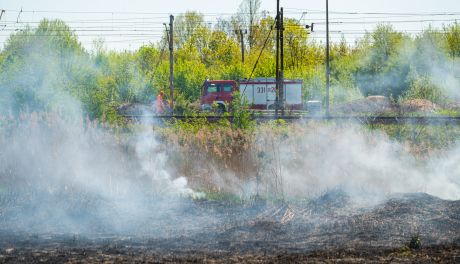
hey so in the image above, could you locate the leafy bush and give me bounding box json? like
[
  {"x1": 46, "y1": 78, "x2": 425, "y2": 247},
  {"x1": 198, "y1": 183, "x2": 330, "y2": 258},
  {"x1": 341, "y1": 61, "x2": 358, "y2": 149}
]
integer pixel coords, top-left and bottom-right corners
[
  {"x1": 230, "y1": 92, "x2": 255, "y2": 130},
  {"x1": 408, "y1": 234, "x2": 422, "y2": 250},
  {"x1": 402, "y1": 73, "x2": 448, "y2": 105}
]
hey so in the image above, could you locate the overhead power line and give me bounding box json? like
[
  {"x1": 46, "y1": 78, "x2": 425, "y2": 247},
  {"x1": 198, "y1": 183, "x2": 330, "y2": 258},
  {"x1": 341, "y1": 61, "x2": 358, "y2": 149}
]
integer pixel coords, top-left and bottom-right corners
[
  {"x1": 314, "y1": 18, "x2": 460, "y2": 25},
  {"x1": 8, "y1": 8, "x2": 460, "y2": 17},
  {"x1": 2, "y1": 17, "x2": 458, "y2": 33},
  {"x1": 242, "y1": 20, "x2": 276, "y2": 95},
  {"x1": 2, "y1": 7, "x2": 460, "y2": 51},
  {"x1": 284, "y1": 8, "x2": 460, "y2": 16},
  {"x1": 3, "y1": 9, "x2": 277, "y2": 16}
]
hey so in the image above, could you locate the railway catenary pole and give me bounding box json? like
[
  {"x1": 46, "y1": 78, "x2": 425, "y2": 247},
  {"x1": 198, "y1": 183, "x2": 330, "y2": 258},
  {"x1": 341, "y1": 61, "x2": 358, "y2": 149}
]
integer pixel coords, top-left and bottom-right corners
[
  {"x1": 169, "y1": 15, "x2": 174, "y2": 112},
  {"x1": 275, "y1": 0, "x2": 280, "y2": 117},
  {"x1": 280, "y1": 7, "x2": 285, "y2": 116},
  {"x1": 325, "y1": 0, "x2": 330, "y2": 117},
  {"x1": 237, "y1": 29, "x2": 246, "y2": 64}
]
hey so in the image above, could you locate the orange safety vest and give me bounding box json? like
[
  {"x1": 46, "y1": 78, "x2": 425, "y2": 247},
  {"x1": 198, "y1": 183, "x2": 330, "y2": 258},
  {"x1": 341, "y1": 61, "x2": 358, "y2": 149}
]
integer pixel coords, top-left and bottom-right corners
[{"x1": 156, "y1": 94, "x2": 164, "y2": 114}]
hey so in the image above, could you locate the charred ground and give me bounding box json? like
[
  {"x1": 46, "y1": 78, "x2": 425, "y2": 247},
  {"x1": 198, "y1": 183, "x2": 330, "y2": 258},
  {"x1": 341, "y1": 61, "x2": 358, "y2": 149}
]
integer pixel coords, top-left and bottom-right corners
[{"x1": 1, "y1": 192, "x2": 459, "y2": 263}]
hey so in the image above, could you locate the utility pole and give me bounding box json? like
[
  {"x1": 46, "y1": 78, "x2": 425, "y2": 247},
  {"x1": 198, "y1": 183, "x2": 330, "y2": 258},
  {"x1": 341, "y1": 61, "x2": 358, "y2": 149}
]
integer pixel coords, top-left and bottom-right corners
[
  {"x1": 275, "y1": 0, "x2": 280, "y2": 117},
  {"x1": 169, "y1": 15, "x2": 174, "y2": 112},
  {"x1": 236, "y1": 29, "x2": 247, "y2": 64},
  {"x1": 325, "y1": 0, "x2": 330, "y2": 117},
  {"x1": 280, "y1": 7, "x2": 285, "y2": 116}
]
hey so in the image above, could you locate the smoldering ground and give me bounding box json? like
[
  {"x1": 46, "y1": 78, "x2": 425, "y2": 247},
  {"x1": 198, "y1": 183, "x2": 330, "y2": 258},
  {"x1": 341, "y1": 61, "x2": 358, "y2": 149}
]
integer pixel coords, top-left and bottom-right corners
[{"x1": 1, "y1": 116, "x2": 460, "y2": 261}]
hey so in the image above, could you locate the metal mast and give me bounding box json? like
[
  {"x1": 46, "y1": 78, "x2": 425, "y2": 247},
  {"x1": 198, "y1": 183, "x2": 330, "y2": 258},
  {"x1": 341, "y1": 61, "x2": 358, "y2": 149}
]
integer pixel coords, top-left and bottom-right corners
[
  {"x1": 169, "y1": 15, "x2": 174, "y2": 112},
  {"x1": 325, "y1": 0, "x2": 330, "y2": 117}
]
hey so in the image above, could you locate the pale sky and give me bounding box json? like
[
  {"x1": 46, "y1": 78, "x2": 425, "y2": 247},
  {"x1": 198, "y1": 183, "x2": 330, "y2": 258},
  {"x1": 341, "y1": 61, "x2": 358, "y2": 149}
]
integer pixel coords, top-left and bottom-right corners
[{"x1": 1, "y1": 0, "x2": 460, "y2": 51}]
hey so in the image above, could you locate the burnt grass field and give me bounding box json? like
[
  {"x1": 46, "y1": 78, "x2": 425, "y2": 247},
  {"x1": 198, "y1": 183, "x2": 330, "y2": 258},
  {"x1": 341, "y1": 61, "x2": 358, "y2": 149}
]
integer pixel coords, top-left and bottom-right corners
[
  {"x1": 0, "y1": 192, "x2": 459, "y2": 263},
  {"x1": 1, "y1": 116, "x2": 460, "y2": 263}
]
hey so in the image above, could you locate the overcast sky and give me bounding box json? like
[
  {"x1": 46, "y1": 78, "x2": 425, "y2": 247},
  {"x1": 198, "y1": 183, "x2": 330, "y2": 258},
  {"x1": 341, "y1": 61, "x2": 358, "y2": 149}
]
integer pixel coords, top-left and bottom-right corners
[{"x1": 1, "y1": 0, "x2": 460, "y2": 50}]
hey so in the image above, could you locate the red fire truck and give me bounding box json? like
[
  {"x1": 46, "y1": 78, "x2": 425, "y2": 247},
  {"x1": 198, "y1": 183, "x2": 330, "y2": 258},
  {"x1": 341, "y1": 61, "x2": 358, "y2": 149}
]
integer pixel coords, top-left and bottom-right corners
[{"x1": 200, "y1": 78, "x2": 303, "y2": 111}]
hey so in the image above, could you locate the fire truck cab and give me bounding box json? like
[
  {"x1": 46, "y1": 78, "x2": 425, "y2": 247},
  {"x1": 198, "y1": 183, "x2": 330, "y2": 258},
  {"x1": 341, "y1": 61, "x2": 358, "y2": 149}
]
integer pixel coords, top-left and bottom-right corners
[{"x1": 200, "y1": 80, "x2": 237, "y2": 112}]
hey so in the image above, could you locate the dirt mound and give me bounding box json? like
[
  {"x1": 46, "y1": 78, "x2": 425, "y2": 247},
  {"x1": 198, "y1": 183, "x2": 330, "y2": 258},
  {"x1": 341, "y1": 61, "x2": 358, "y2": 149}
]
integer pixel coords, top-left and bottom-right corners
[
  {"x1": 333, "y1": 97, "x2": 442, "y2": 114},
  {"x1": 333, "y1": 96, "x2": 395, "y2": 114},
  {"x1": 445, "y1": 101, "x2": 460, "y2": 111},
  {"x1": 400, "y1": 99, "x2": 438, "y2": 113}
]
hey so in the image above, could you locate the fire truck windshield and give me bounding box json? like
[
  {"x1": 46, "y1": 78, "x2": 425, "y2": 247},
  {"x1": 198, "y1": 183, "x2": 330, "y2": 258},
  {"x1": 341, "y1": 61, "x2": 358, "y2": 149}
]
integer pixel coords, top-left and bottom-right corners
[
  {"x1": 207, "y1": 84, "x2": 218, "y2": 93},
  {"x1": 222, "y1": 84, "x2": 233, "y2": 92}
]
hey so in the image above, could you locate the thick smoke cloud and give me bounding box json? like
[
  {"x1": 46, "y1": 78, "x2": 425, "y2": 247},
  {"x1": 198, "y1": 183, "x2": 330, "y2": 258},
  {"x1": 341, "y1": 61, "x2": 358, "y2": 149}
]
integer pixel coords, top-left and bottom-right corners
[
  {"x1": 403, "y1": 32, "x2": 460, "y2": 101},
  {"x1": 352, "y1": 26, "x2": 460, "y2": 103},
  {"x1": 0, "y1": 114, "x2": 197, "y2": 234},
  {"x1": 0, "y1": 24, "x2": 199, "y2": 234},
  {"x1": 273, "y1": 125, "x2": 460, "y2": 202}
]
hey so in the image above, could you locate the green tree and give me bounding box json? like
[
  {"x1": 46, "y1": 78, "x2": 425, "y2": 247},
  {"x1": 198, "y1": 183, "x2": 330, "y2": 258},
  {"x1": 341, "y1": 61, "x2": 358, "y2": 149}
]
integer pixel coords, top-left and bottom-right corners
[
  {"x1": 174, "y1": 11, "x2": 205, "y2": 50},
  {"x1": 355, "y1": 24, "x2": 410, "y2": 98},
  {"x1": 236, "y1": 0, "x2": 262, "y2": 50},
  {"x1": 0, "y1": 19, "x2": 91, "y2": 115},
  {"x1": 444, "y1": 22, "x2": 460, "y2": 59},
  {"x1": 403, "y1": 69, "x2": 447, "y2": 105}
]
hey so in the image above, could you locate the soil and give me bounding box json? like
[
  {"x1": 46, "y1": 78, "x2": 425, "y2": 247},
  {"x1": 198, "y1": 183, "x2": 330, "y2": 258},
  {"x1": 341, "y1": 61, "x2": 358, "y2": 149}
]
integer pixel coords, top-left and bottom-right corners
[
  {"x1": 0, "y1": 193, "x2": 459, "y2": 263},
  {"x1": 0, "y1": 245, "x2": 458, "y2": 263},
  {"x1": 446, "y1": 101, "x2": 460, "y2": 111}
]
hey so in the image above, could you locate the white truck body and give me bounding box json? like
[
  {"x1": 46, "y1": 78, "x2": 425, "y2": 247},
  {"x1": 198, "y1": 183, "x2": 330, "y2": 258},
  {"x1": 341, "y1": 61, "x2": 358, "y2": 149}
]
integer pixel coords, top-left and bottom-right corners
[{"x1": 239, "y1": 78, "x2": 303, "y2": 110}]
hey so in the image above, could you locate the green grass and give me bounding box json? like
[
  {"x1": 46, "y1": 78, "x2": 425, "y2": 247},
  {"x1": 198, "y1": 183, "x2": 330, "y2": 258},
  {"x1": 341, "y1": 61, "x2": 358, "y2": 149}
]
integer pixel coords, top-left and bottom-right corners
[{"x1": 196, "y1": 190, "x2": 244, "y2": 203}]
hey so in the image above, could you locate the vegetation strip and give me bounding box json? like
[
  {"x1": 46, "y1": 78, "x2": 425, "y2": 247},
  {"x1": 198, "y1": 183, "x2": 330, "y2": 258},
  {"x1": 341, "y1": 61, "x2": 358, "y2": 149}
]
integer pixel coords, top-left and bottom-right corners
[{"x1": 124, "y1": 115, "x2": 460, "y2": 125}]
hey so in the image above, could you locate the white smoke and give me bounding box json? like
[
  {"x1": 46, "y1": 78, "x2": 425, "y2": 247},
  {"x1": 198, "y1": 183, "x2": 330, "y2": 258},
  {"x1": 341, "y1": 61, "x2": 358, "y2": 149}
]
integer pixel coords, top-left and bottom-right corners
[
  {"x1": 267, "y1": 124, "x2": 460, "y2": 202},
  {"x1": 0, "y1": 113, "x2": 200, "y2": 234},
  {"x1": 134, "y1": 126, "x2": 196, "y2": 197}
]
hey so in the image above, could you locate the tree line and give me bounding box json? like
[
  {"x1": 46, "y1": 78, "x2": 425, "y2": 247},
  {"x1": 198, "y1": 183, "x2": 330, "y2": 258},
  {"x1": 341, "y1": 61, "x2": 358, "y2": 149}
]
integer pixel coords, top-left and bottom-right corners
[{"x1": 1, "y1": 0, "x2": 459, "y2": 122}]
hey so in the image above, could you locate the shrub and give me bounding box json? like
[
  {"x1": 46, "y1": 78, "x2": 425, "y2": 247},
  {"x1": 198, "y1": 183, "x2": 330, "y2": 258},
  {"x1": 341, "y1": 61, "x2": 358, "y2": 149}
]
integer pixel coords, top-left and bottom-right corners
[
  {"x1": 402, "y1": 74, "x2": 447, "y2": 105},
  {"x1": 230, "y1": 92, "x2": 255, "y2": 130},
  {"x1": 408, "y1": 234, "x2": 422, "y2": 250}
]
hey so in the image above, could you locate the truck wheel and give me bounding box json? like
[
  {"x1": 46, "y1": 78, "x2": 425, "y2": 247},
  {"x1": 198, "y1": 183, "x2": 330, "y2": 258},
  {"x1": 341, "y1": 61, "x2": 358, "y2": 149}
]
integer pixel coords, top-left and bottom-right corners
[{"x1": 216, "y1": 104, "x2": 226, "y2": 114}]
